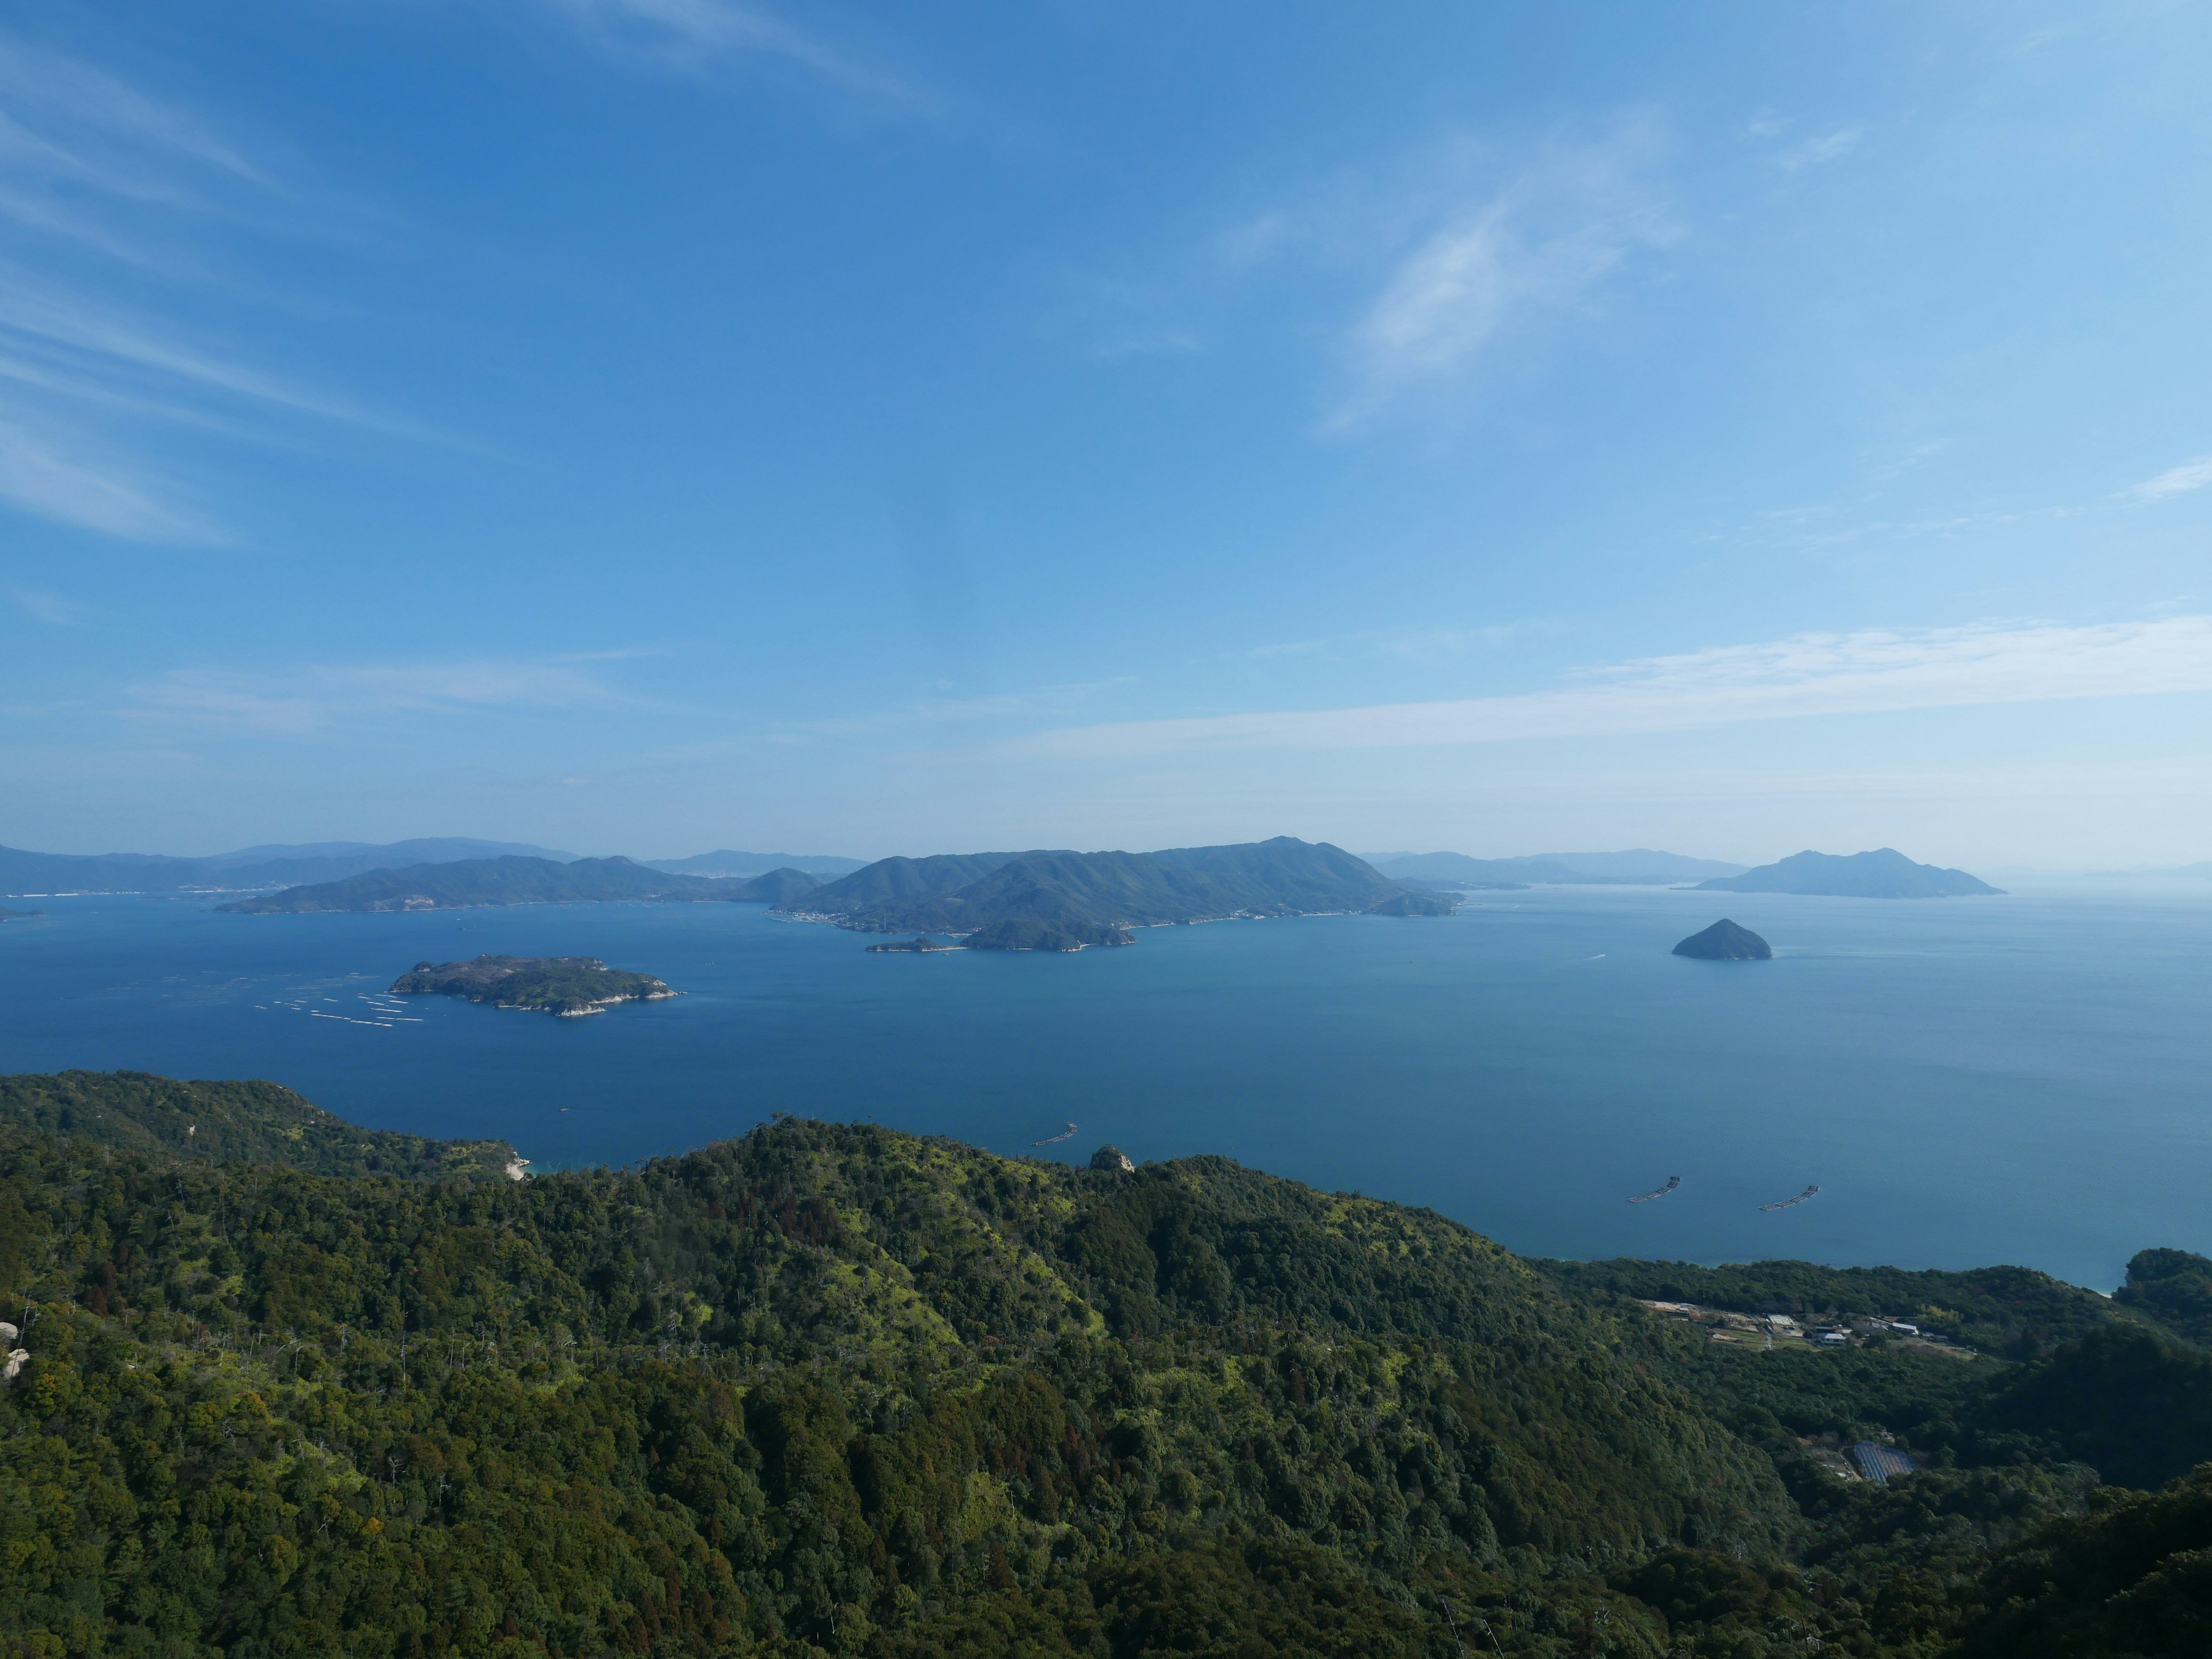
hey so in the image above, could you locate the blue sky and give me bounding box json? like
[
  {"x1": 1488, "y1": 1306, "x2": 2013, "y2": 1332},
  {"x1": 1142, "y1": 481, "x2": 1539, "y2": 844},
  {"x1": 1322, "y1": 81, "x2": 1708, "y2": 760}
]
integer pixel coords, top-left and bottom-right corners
[{"x1": 2, "y1": 1, "x2": 2209, "y2": 866}]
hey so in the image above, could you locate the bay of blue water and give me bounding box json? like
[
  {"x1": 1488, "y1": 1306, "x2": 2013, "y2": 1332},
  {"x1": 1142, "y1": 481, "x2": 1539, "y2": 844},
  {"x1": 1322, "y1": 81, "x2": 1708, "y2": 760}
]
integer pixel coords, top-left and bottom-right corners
[{"x1": 2, "y1": 884, "x2": 2206, "y2": 1290}]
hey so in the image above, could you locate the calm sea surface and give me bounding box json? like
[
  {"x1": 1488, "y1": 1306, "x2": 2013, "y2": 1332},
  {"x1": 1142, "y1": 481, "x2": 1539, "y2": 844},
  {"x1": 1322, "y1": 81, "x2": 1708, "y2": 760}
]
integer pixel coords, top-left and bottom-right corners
[{"x1": 2, "y1": 882, "x2": 2206, "y2": 1290}]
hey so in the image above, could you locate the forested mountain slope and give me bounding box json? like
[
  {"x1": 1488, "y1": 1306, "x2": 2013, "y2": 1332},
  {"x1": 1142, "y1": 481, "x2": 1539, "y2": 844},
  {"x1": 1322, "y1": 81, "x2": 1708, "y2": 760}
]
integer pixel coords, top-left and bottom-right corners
[
  {"x1": 2, "y1": 1073, "x2": 2209, "y2": 1656},
  {"x1": 780, "y1": 838, "x2": 1403, "y2": 938},
  {"x1": 0, "y1": 1070, "x2": 517, "y2": 1181}
]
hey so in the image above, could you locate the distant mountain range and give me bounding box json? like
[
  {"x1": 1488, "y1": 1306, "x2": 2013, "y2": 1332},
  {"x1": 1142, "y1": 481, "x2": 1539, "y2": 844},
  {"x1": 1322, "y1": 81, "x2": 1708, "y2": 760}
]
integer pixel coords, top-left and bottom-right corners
[
  {"x1": 781, "y1": 837, "x2": 1418, "y2": 943},
  {"x1": 1696, "y1": 848, "x2": 2003, "y2": 898},
  {"x1": 217, "y1": 857, "x2": 819, "y2": 914},
  {"x1": 1363, "y1": 849, "x2": 1747, "y2": 887},
  {"x1": 0, "y1": 838, "x2": 863, "y2": 896},
  {"x1": 0, "y1": 838, "x2": 577, "y2": 895},
  {"x1": 643, "y1": 850, "x2": 869, "y2": 877}
]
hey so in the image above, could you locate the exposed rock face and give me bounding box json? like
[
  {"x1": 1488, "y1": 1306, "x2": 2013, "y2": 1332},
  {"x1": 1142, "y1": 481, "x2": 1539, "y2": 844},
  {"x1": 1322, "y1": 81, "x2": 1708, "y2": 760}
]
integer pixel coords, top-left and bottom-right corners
[
  {"x1": 1673, "y1": 919, "x2": 1772, "y2": 961},
  {"x1": 1089, "y1": 1145, "x2": 1135, "y2": 1173},
  {"x1": 2, "y1": 1349, "x2": 27, "y2": 1385}
]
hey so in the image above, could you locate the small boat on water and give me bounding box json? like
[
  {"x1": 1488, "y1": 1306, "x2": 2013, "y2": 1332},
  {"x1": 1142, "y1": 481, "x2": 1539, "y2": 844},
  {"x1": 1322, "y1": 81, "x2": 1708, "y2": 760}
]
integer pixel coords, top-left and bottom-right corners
[
  {"x1": 1628, "y1": 1176, "x2": 1681, "y2": 1204},
  {"x1": 1033, "y1": 1122, "x2": 1078, "y2": 1146},
  {"x1": 1759, "y1": 1184, "x2": 1820, "y2": 1212}
]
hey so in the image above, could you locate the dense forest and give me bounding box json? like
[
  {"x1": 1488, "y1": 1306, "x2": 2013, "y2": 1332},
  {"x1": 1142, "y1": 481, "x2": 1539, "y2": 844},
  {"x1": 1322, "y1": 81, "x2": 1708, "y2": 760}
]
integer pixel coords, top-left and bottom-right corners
[{"x1": 2, "y1": 1070, "x2": 2209, "y2": 1657}]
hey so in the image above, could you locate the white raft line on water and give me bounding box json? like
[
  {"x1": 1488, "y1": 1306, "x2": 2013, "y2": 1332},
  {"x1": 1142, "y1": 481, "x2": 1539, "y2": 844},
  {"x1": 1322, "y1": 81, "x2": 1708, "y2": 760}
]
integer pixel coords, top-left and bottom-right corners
[{"x1": 1758, "y1": 1184, "x2": 1821, "y2": 1212}]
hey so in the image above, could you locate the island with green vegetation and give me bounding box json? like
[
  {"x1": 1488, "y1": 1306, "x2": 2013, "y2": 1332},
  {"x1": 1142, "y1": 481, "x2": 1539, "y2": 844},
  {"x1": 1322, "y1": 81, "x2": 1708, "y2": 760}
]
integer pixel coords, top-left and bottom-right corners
[
  {"x1": 1673, "y1": 918, "x2": 1772, "y2": 960},
  {"x1": 4, "y1": 1066, "x2": 2210, "y2": 1657},
  {"x1": 863, "y1": 935, "x2": 963, "y2": 953},
  {"x1": 218, "y1": 854, "x2": 817, "y2": 914},
  {"x1": 1698, "y1": 847, "x2": 2004, "y2": 898},
  {"x1": 1365, "y1": 889, "x2": 1459, "y2": 916},
  {"x1": 0, "y1": 905, "x2": 39, "y2": 921},
  {"x1": 389, "y1": 954, "x2": 678, "y2": 1016},
  {"x1": 780, "y1": 836, "x2": 1448, "y2": 947}
]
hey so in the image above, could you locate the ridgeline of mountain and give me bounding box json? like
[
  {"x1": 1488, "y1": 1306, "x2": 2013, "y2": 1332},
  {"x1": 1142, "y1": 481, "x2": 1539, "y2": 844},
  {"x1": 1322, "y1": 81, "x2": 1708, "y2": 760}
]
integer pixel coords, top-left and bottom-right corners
[
  {"x1": 779, "y1": 837, "x2": 1409, "y2": 938},
  {"x1": 4, "y1": 1071, "x2": 2211, "y2": 1656},
  {"x1": 1697, "y1": 847, "x2": 2004, "y2": 898},
  {"x1": 215, "y1": 855, "x2": 813, "y2": 914},
  {"x1": 643, "y1": 850, "x2": 869, "y2": 877},
  {"x1": 1672, "y1": 918, "x2": 1772, "y2": 960},
  {"x1": 0, "y1": 1069, "x2": 516, "y2": 1180},
  {"x1": 0, "y1": 836, "x2": 577, "y2": 896},
  {"x1": 788, "y1": 851, "x2": 1024, "y2": 914},
  {"x1": 2112, "y1": 1248, "x2": 2212, "y2": 1347},
  {"x1": 1368, "y1": 848, "x2": 1747, "y2": 887},
  {"x1": 390, "y1": 955, "x2": 678, "y2": 1017}
]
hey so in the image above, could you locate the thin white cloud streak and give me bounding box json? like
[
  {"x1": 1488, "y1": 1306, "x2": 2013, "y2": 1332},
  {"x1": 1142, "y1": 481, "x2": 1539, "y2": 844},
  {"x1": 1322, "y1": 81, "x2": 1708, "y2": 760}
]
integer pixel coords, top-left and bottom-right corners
[
  {"x1": 123, "y1": 657, "x2": 650, "y2": 734},
  {"x1": 540, "y1": 0, "x2": 934, "y2": 112},
  {"x1": 0, "y1": 265, "x2": 392, "y2": 428},
  {"x1": 2125, "y1": 453, "x2": 2212, "y2": 501},
  {"x1": 1330, "y1": 123, "x2": 1679, "y2": 428},
  {"x1": 783, "y1": 677, "x2": 1137, "y2": 740},
  {"x1": 0, "y1": 36, "x2": 422, "y2": 541},
  {"x1": 1775, "y1": 126, "x2": 1863, "y2": 171},
  {"x1": 0, "y1": 42, "x2": 260, "y2": 184},
  {"x1": 0, "y1": 418, "x2": 224, "y2": 541},
  {"x1": 12, "y1": 587, "x2": 89, "y2": 624},
  {"x1": 1003, "y1": 617, "x2": 2212, "y2": 760}
]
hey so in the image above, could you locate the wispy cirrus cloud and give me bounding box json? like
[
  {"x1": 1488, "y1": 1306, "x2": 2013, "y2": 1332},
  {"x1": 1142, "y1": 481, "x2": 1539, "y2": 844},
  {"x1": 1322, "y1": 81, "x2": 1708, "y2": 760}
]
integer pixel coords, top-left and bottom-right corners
[
  {"x1": 779, "y1": 676, "x2": 1135, "y2": 740},
  {"x1": 0, "y1": 35, "x2": 415, "y2": 543},
  {"x1": 535, "y1": 0, "x2": 935, "y2": 112},
  {"x1": 1004, "y1": 616, "x2": 2212, "y2": 760},
  {"x1": 123, "y1": 654, "x2": 653, "y2": 734},
  {"x1": 2124, "y1": 453, "x2": 2212, "y2": 501},
  {"x1": 12, "y1": 586, "x2": 90, "y2": 624},
  {"x1": 1059, "y1": 119, "x2": 1677, "y2": 422},
  {"x1": 1775, "y1": 126, "x2": 1863, "y2": 171},
  {"x1": 1328, "y1": 120, "x2": 1679, "y2": 429}
]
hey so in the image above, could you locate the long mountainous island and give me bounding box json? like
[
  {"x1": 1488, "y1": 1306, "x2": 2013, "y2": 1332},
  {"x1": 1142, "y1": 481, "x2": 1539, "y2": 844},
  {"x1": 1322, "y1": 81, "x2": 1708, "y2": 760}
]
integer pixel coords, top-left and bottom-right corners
[
  {"x1": 1697, "y1": 847, "x2": 2003, "y2": 898},
  {"x1": 217, "y1": 855, "x2": 817, "y2": 914},
  {"x1": 390, "y1": 954, "x2": 678, "y2": 1017},
  {"x1": 782, "y1": 835, "x2": 1451, "y2": 946}
]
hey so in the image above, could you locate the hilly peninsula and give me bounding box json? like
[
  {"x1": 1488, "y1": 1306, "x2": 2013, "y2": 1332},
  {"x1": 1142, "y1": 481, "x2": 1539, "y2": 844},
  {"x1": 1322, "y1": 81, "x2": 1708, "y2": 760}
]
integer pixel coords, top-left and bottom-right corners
[
  {"x1": 1698, "y1": 847, "x2": 2004, "y2": 898},
  {"x1": 390, "y1": 954, "x2": 677, "y2": 1016},
  {"x1": 7, "y1": 1068, "x2": 2212, "y2": 1658},
  {"x1": 0, "y1": 836, "x2": 575, "y2": 896},
  {"x1": 779, "y1": 836, "x2": 1426, "y2": 942},
  {"x1": 217, "y1": 855, "x2": 817, "y2": 914}
]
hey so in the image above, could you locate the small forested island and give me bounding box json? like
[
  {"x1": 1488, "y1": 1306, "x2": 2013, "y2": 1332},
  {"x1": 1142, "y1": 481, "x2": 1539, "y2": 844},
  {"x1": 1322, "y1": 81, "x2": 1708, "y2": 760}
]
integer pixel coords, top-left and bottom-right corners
[
  {"x1": 1365, "y1": 889, "x2": 1459, "y2": 916},
  {"x1": 5, "y1": 1066, "x2": 2212, "y2": 1656},
  {"x1": 862, "y1": 934, "x2": 963, "y2": 953},
  {"x1": 1673, "y1": 918, "x2": 1772, "y2": 960},
  {"x1": 1698, "y1": 846, "x2": 2003, "y2": 898},
  {"x1": 0, "y1": 905, "x2": 40, "y2": 921},
  {"x1": 389, "y1": 954, "x2": 677, "y2": 1016}
]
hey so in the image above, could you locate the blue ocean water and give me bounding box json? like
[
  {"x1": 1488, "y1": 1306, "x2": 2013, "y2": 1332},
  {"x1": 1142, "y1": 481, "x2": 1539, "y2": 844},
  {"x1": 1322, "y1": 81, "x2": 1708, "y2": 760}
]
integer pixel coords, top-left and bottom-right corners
[{"x1": 2, "y1": 884, "x2": 2206, "y2": 1290}]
